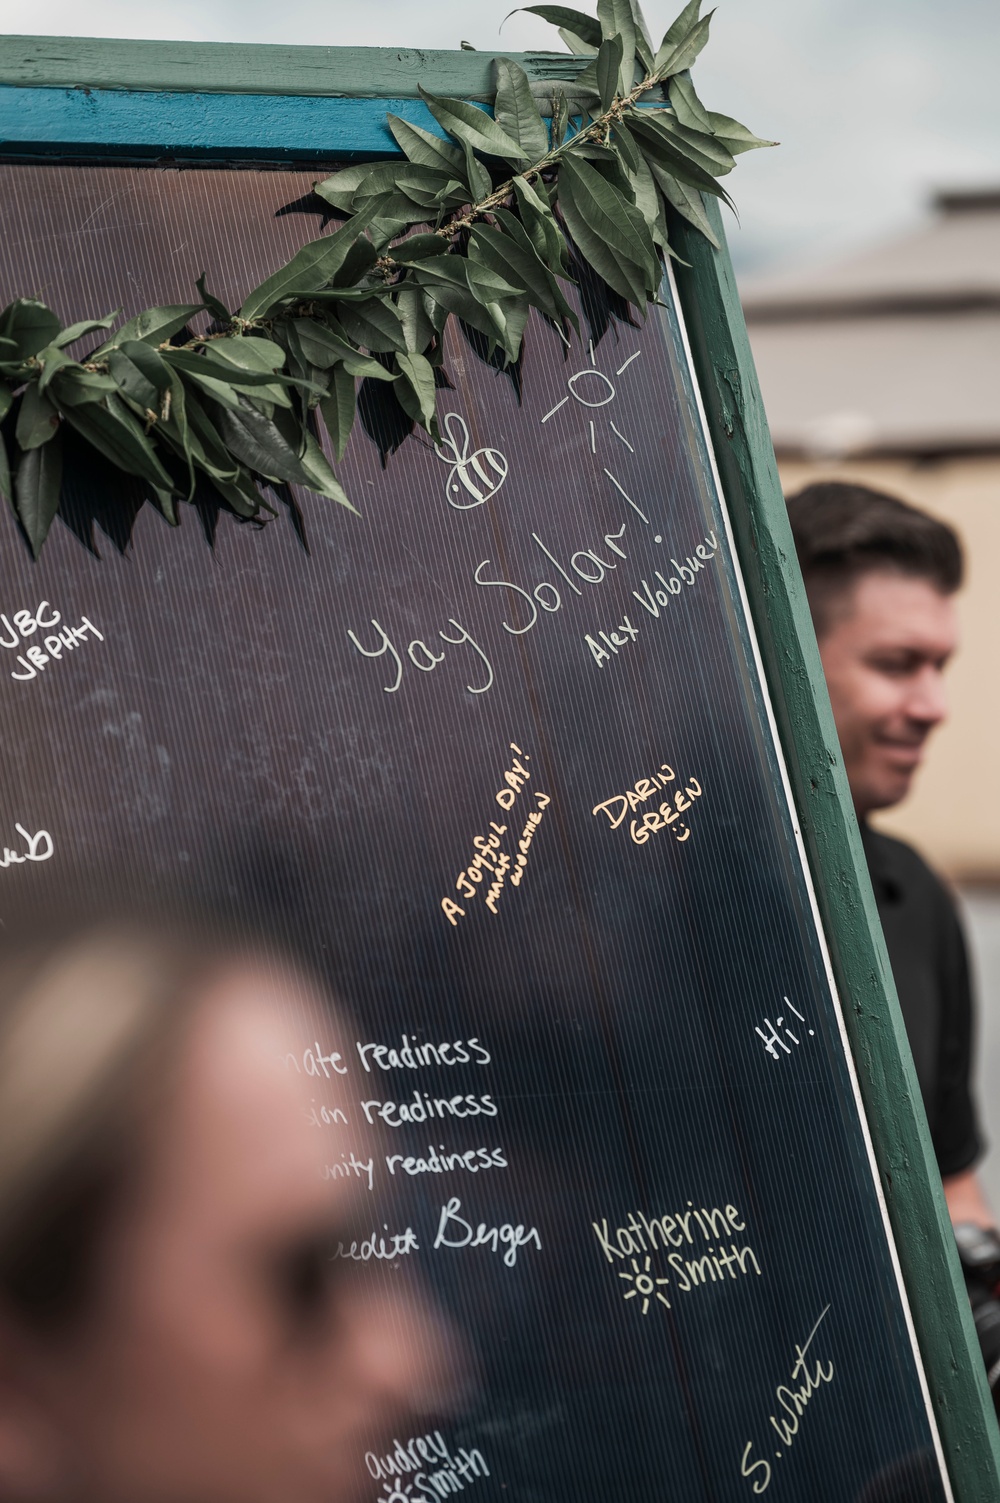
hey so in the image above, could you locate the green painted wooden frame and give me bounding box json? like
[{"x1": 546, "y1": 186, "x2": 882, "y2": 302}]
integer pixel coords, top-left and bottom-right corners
[
  {"x1": 2, "y1": 34, "x2": 998, "y2": 1497},
  {"x1": 672, "y1": 202, "x2": 1000, "y2": 1497}
]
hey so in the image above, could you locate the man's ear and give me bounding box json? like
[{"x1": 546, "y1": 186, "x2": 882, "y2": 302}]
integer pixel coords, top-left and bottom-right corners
[{"x1": 0, "y1": 1326, "x2": 74, "y2": 1501}]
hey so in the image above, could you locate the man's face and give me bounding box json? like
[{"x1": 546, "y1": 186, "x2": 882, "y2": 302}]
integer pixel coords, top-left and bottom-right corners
[{"x1": 816, "y1": 570, "x2": 958, "y2": 818}]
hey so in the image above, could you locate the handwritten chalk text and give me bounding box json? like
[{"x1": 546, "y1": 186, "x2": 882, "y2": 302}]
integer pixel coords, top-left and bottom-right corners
[
  {"x1": 8, "y1": 613, "x2": 104, "y2": 681},
  {"x1": 386, "y1": 1144, "x2": 508, "y2": 1178},
  {"x1": 740, "y1": 1307, "x2": 834, "y2": 1493},
  {"x1": 592, "y1": 762, "x2": 705, "y2": 846},
  {"x1": 433, "y1": 1197, "x2": 541, "y2": 1267},
  {"x1": 360, "y1": 1090, "x2": 497, "y2": 1128},
  {"x1": 356, "y1": 1034, "x2": 491, "y2": 1073},
  {"x1": 346, "y1": 617, "x2": 493, "y2": 697},
  {"x1": 0, "y1": 824, "x2": 53, "y2": 870}
]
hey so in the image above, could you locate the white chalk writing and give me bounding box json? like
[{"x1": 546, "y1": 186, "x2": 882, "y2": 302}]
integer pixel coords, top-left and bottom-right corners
[
  {"x1": 434, "y1": 412, "x2": 509, "y2": 508},
  {"x1": 433, "y1": 1197, "x2": 541, "y2": 1267},
  {"x1": 0, "y1": 824, "x2": 53, "y2": 869}
]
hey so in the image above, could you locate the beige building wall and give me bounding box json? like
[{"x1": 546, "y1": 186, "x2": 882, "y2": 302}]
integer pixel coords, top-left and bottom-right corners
[{"x1": 778, "y1": 455, "x2": 1000, "y2": 881}]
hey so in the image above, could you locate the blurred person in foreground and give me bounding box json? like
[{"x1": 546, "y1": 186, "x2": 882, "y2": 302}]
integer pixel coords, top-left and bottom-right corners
[
  {"x1": 0, "y1": 925, "x2": 452, "y2": 1502},
  {"x1": 788, "y1": 481, "x2": 1000, "y2": 1399}
]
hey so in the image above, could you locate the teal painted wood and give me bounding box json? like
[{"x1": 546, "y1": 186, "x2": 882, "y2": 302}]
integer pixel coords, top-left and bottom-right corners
[
  {"x1": 0, "y1": 86, "x2": 467, "y2": 160},
  {"x1": 669, "y1": 197, "x2": 1000, "y2": 1501},
  {"x1": 0, "y1": 35, "x2": 586, "y2": 97}
]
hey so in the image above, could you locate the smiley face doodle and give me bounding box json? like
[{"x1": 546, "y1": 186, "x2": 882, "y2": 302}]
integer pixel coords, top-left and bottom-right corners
[{"x1": 435, "y1": 413, "x2": 510, "y2": 509}]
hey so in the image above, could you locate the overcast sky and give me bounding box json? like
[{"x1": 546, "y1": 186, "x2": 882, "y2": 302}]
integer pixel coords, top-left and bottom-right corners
[{"x1": 3, "y1": 0, "x2": 998, "y2": 274}]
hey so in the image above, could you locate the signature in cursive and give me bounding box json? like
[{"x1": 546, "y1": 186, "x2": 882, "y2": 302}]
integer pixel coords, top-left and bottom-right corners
[
  {"x1": 0, "y1": 825, "x2": 54, "y2": 869},
  {"x1": 740, "y1": 1304, "x2": 834, "y2": 1493}
]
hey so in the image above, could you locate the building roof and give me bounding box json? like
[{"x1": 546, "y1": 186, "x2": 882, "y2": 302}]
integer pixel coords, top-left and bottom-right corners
[{"x1": 741, "y1": 189, "x2": 1000, "y2": 458}]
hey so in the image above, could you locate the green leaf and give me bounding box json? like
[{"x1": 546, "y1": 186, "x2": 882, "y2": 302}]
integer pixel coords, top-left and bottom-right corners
[
  {"x1": 0, "y1": 429, "x2": 10, "y2": 506},
  {"x1": 596, "y1": 34, "x2": 624, "y2": 112},
  {"x1": 706, "y1": 111, "x2": 777, "y2": 154},
  {"x1": 348, "y1": 162, "x2": 461, "y2": 213},
  {"x1": 313, "y1": 163, "x2": 377, "y2": 213},
  {"x1": 34, "y1": 345, "x2": 75, "y2": 395},
  {"x1": 597, "y1": 0, "x2": 636, "y2": 93},
  {"x1": 208, "y1": 468, "x2": 263, "y2": 518},
  {"x1": 336, "y1": 298, "x2": 408, "y2": 355},
  {"x1": 410, "y1": 268, "x2": 505, "y2": 345},
  {"x1": 622, "y1": 147, "x2": 670, "y2": 245},
  {"x1": 557, "y1": 151, "x2": 659, "y2": 304},
  {"x1": 654, "y1": 11, "x2": 713, "y2": 77},
  {"x1": 60, "y1": 395, "x2": 176, "y2": 492},
  {"x1": 0, "y1": 300, "x2": 62, "y2": 361},
  {"x1": 240, "y1": 200, "x2": 387, "y2": 322},
  {"x1": 119, "y1": 341, "x2": 173, "y2": 391},
  {"x1": 653, "y1": 170, "x2": 719, "y2": 246},
  {"x1": 53, "y1": 310, "x2": 121, "y2": 349},
  {"x1": 109, "y1": 349, "x2": 159, "y2": 415},
  {"x1": 163, "y1": 348, "x2": 309, "y2": 394},
  {"x1": 202, "y1": 336, "x2": 284, "y2": 370},
  {"x1": 385, "y1": 115, "x2": 467, "y2": 176},
  {"x1": 395, "y1": 350, "x2": 438, "y2": 432},
  {"x1": 320, "y1": 365, "x2": 356, "y2": 461},
  {"x1": 463, "y1": 260, "x2": 525, "y2": 303},
  {"x1": 498, "y1": 293, "x2": 531, "y2": 363},
  {"x1": 557, "y1": 26, "x2": 597, "y2": 54},
  {"x1": 91, "y1": 305, "x2": 203, "y2": 357},
  {"x1": 511, "y1": 6, "x2": 602, "y2": 47},
  {"x1": 612, "y1": 119, "x2": 641, "y2": 173},
  {"x1": 578, "y1": 141, "x2": 636, "y2": 200},
  {"x1": 333, "y1": 235, "x2": 380, "y2": 286},
  {"x1": 171, "y1": 365, "x2": 241, "y2": 412},
  {"x1": 512, "y1": 175, "x2": 569, "y2": 271},
  {"x1": 15, "y1": 383, "x2": 59, "y2": 451},
  {"x1": 668, "y1": 70, "x2": 712, "y2": 131},
  {"x1": 49, "y1": 369, "x2": 118, "y2": 406},
  {"x1": 155, "y1": 371, "x2": 197, "y2": 496},
  {"x1": 418, "y1": 86, "x2": 528, "y2": 164},
  {"x1": 14, "y1": 432, "x2": 62, "y2": 558},
  {"x1": 287, "y1": 318, "x2": 394, "y2": 379},
  {"x1": 396, "y1": 286, "x2": 436, "y2": 354},
  {"x1": 196, "y1": 273, "x2": 232, "y2": 325},
  {"x1": 624, "y1": 0, "x2": 655, "y2": 69},
  {"x1": 648, "y1": 109, "x2": 736, "y2": 173},
  {"x1": 469, "y1": 222, "x2": 576, "y2": 329},
  {"x1": 657, "y1": 0, "x2": 700, "y2": 53},
  {"x1": 387, "y1": 233, "x2": 451, "y2": 265},
  {"x1": 459, "y1": 138, "x2": 493, "y2": 204},
  {"x1": 210, "y1": 399, "x2": 312, "y2": 486},
  {"x1": 181, "y1": 395, "x2": 242, "y2": 484},
  {"x1": 149, "y1": 487, "x2": 179, "y2": 526},
  {"x1": 494, "y1": 58, "x2": 550, "y2": 161},
  {"x1": 628, "y1": 111, "x2": 734, "y2": 202},
  {"x1": 299, "y1": 429, "x2": 356, "y2": 509}
]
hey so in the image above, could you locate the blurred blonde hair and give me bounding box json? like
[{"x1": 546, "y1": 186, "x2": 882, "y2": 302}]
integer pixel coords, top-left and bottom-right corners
[{"x1": 0, "y1": 927, "x2": 214, "y2": 1328}]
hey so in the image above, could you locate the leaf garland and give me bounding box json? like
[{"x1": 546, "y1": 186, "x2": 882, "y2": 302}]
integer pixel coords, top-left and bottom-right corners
[{"x1": 0, "y1": 0, "x2": 773, "y2": 555}]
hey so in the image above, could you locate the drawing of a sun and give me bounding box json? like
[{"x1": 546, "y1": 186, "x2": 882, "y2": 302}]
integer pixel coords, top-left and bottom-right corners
[{"x1": 619, "y1": 1256, "x2": 671, "y2": 1315}]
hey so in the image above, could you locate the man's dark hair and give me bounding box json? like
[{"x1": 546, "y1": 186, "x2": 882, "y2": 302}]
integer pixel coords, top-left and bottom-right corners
[{"x1": 786, "y1": 481, "x2": 963, "y2": 634}]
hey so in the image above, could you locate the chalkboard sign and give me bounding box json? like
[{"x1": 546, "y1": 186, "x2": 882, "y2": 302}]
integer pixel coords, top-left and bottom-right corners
[{"x1": 0, "y1": 45, "x2": 996, "y2": 1503}]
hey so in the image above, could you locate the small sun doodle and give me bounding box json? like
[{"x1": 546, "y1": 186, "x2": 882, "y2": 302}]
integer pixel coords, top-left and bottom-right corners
[{"x1": 619, "y1": 1254, "x2": 671, "y2": 1314}]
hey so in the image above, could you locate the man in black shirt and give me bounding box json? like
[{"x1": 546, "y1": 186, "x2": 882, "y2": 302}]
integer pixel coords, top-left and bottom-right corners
[{"x1": 786, "y1": 482, "x2": 991, "y2": 1226}]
